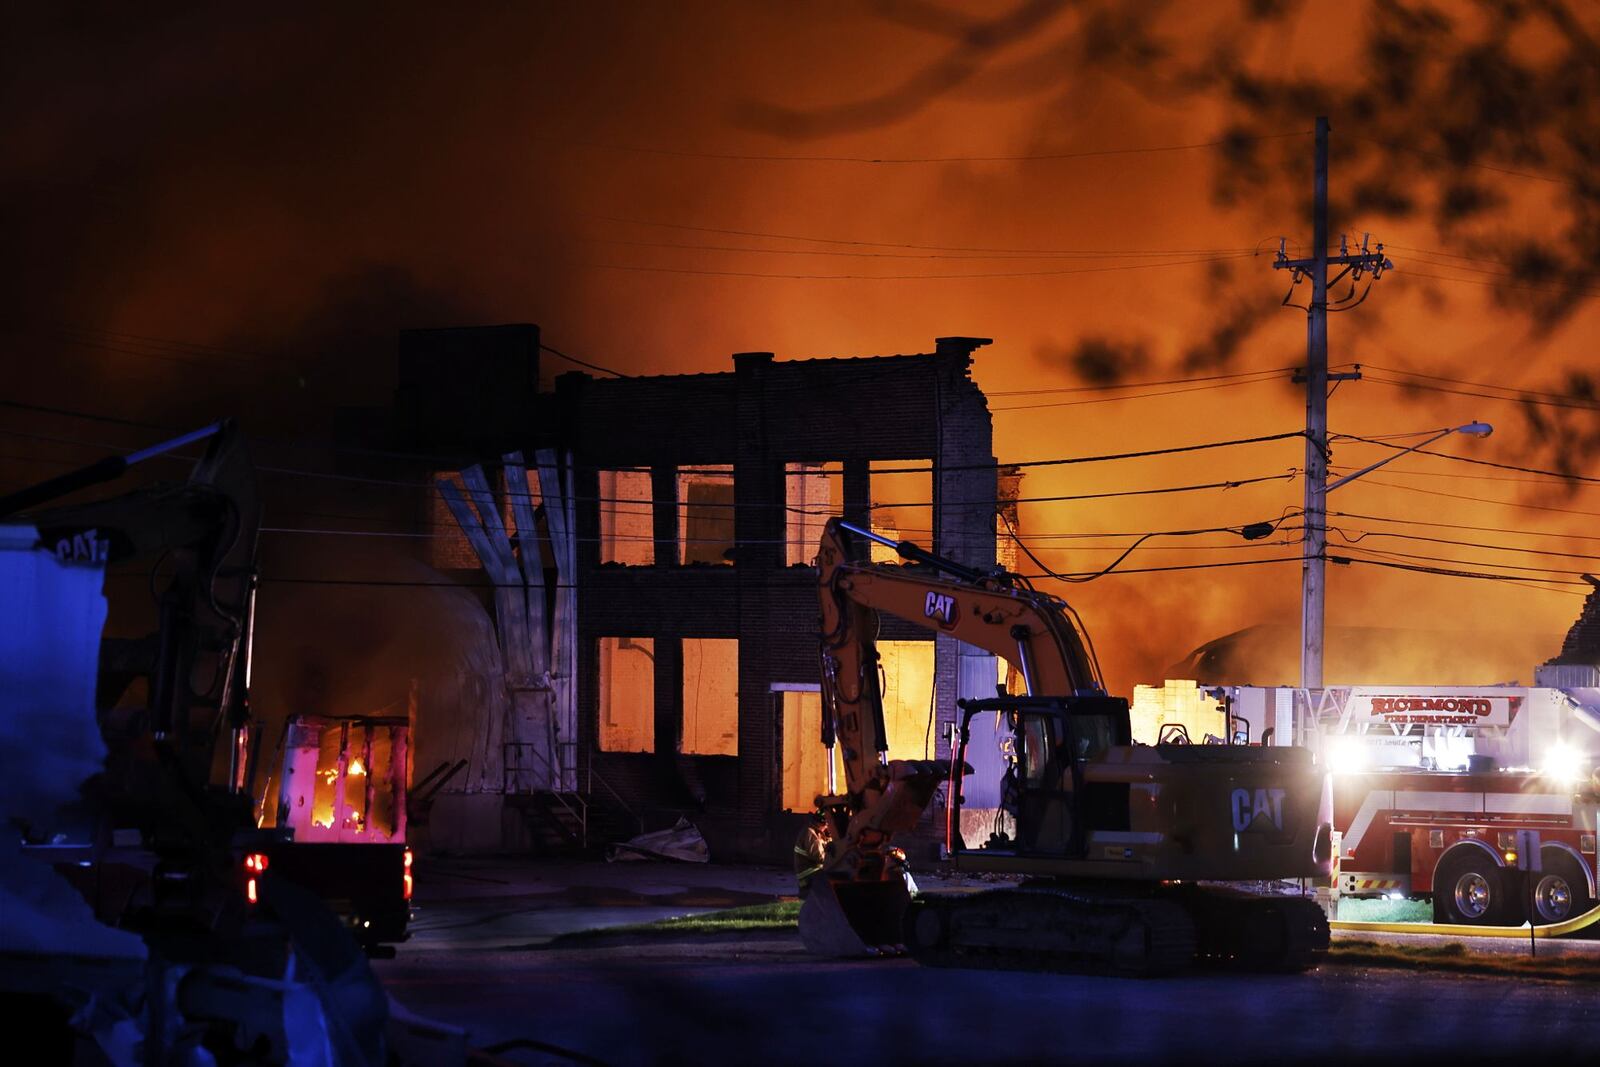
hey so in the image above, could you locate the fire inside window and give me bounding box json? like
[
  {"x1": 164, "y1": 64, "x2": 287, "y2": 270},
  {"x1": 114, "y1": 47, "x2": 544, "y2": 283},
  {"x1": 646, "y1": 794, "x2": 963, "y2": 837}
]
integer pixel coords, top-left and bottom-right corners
[
  {"x1": 784, "y1": 461, "x2": 842, "y2": 567},
  {"x1": 599, "y1": 636, "x2": 655, "y2": 752},
  {"x1": 682, "y1": 638, "x2": 738, "y2": 756},
  {"x1": 599, "y1": 469, "x2": 653, "y2": 565},
  {"x1": 677, "y1": 464, "x2": 734, "y2": 565},
  {"x1": 869, "y1": 460, "x2": 933, "y2": 563},
  {"x1": 778, "y1": 642, "x2": 936, "y2": 811},
  {"x1": 780, "y1": 689, "x2": 841, "y2": 811}
]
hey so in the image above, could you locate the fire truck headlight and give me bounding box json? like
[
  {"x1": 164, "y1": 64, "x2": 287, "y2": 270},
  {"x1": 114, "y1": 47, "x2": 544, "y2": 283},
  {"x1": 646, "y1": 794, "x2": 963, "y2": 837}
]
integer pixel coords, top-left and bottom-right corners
[
  {"x1": 1542, "y1": 743, "x2": 1586, "y2": 786},
  {"x1": 1324, "y1": 737, "x2": 1368, "y2": 776}
]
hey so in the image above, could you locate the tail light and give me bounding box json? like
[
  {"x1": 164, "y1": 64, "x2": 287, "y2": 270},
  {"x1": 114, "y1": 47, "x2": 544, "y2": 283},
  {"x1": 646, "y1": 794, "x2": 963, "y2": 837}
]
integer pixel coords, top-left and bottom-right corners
[
  {"x1": 403, "y1": 847, "x2": 413, "y2": 901},
  {"x1": 244, "y1": 852, "x2": 269, "y2": 905}
]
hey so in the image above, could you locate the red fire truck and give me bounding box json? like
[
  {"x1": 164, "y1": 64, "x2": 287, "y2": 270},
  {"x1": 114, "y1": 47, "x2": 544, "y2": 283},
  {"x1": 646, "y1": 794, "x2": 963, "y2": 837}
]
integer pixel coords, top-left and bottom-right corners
[
  {"x1": 1216, "y1": 684, "x2": 1600, "y2": 926},
  {"x1": 1333, "y1": 767, "x2": 1596, "y2": 924}
]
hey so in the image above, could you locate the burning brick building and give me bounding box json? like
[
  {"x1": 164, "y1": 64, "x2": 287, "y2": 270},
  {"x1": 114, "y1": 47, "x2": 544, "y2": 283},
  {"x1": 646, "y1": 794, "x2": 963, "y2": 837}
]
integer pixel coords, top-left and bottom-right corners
[
  {"x1": 386, "y1": 325, "x2": 1006, "y2": 860},
  {"x1": 1538, "y1": 574, "x2": 1600, "y2": 690}
]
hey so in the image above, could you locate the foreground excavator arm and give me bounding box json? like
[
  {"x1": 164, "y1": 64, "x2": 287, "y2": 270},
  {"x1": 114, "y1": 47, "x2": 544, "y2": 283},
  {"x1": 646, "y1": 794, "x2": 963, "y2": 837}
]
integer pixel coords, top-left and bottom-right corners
[
  {"x1": 800, "y1": 517, "x2": 1105, "y2": 950},
  {"x1": 815, "y1": 517, "x2": 1103, "y2": 790}
]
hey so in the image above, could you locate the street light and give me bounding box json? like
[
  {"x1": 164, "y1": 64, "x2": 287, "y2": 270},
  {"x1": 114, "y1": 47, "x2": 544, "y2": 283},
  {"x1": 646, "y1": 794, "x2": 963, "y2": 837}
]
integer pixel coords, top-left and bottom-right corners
[
  {"x1": 1325, "y1": 422, "x2": 1494, "y2": 493},
  {"x1": 1301, "y1": 419, "x2": 1493, "y2": 689}
]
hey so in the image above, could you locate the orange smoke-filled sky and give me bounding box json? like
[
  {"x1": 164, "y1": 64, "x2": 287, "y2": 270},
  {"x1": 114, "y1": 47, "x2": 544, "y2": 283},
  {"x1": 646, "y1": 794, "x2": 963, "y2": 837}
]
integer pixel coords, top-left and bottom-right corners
[{"x1": 3, "y1": 1, "x2": 1597, "y2": 692}]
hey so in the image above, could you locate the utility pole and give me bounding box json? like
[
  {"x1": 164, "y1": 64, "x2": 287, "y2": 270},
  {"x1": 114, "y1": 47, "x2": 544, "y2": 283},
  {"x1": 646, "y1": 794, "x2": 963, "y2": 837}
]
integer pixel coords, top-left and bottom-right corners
[{"x1": 1273, "y1": 117, "x2": 1390, "y2": 690}]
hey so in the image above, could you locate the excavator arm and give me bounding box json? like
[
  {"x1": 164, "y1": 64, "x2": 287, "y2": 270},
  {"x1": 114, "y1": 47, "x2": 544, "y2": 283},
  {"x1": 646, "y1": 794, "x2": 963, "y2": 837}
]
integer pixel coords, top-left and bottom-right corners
[
  {"x1": 817, "y1": 518, "x2": 1100, "y2": 782},
  {"x1": 12, "y1": 420, "x2": 261, "y2": 831},
  {"x1": 815, "y1": 517, "x2": 1103, "y2": 793},
  {"x1": 800, "y1": 516, "x2": 1104, "y2": 953}
]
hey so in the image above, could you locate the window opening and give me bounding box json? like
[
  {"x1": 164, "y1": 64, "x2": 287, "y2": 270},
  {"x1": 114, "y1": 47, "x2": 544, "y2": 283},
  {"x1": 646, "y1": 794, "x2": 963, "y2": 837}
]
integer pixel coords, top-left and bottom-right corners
[
  {"x1": 678, "y1": 465, "x2": 735, "y2": 565},
  {"x1": 784, "y1": 461, "x2": 842, "y2": 566},
  {"x1": 599, "y1": 637, "x2": 654, "y2": 751},
  {"x1": 682, "y1": 638, "x2": 738, "y2": 755},
  {"x1": 869, "y1": 460, "x2": 933, "y2": 563},
  {"x1": 599, "y1": 469, "x2": 653, "y2": 565}
]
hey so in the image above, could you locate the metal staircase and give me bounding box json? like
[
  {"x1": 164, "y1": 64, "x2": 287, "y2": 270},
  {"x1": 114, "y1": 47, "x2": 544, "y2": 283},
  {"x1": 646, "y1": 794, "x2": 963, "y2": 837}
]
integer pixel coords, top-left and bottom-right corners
[{"x1": 504, "y1": 742, "x2": 643, "y2": 852}]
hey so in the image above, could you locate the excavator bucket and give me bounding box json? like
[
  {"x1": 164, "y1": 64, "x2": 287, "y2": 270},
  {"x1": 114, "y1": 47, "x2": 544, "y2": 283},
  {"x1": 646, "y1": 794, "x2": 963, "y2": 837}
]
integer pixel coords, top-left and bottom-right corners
[{"x1": 797, "y1": 876, "x2": 914, "y2": 957}]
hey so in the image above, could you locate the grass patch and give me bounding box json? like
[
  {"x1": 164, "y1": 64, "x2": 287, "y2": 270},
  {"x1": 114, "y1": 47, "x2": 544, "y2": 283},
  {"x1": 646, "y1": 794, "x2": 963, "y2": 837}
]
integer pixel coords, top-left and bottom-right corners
[
  {"x1": 551, "y1": 900, "x2": 801, "y2": 945},
  {"x1": 1335, "y1": 897, "x2": 1432, "y2": 924},
  {"x1": 1330, "y1": 938, "x2": 1600, "y2": 982}
]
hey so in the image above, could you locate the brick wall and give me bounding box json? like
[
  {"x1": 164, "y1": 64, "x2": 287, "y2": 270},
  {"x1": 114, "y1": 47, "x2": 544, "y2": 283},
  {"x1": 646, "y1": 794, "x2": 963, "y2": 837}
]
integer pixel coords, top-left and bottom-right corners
[{"x1": 396, "y1": 330, "x2": 998, "y2": 859}]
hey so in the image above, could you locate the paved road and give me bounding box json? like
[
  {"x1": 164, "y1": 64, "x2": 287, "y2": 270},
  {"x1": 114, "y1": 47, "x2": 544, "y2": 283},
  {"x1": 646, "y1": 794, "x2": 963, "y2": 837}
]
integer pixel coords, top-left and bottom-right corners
[
  {"x1": 386, "y1": 859, "x2": 1600, "y2": 1063},
  {"x1": 405, "y1": 857, "x2": 792, "y2": 952},
  {"x1": 379, "y1": 937, "x2": 1600, "y2": 1066}
]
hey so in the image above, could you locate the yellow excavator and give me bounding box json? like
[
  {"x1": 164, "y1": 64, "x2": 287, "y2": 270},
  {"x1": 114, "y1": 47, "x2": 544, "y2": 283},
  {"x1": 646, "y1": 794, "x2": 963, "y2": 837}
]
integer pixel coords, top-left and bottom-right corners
[{"x1": 797, "y1": 518, "x2": 1335, "y2": 975}]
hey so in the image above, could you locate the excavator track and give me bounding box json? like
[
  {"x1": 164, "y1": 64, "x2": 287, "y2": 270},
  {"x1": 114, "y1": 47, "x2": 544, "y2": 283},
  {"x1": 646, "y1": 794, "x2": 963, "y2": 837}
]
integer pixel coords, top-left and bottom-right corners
[
  {"x1": 903, "y1": 887, "x2": 1198, "y2": 977},
  {"x1": 1180, "y1": 887, "x2": 1330, "y2": 972},
  {"x1": 903, "y1": 884, "x2": 1329, "y2": 976}
]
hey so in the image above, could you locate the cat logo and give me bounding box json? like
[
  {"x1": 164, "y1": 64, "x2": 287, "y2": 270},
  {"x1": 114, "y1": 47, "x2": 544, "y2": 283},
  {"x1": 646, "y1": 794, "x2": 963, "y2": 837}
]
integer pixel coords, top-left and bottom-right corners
[
  {"x1": 52, "y1": 528, "x2": 111, "y2": 565},
  {"x1": 1231, "y1": 787, "x2": 1287, "y2": 833},
  {"x1": 923, "y1": 591, "x2": 958, "y2": 628}
]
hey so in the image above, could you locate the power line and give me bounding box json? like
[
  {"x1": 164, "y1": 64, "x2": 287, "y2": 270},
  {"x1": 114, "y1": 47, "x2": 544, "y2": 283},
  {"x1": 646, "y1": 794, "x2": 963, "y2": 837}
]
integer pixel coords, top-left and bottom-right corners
[
  {"x1": 987, "y1": 365, "x2": 1304, "y2": 397},
  {"x1": 1334, "y1": 553, "x2": 1587, "y2": 596},
  {"x1": 0, "y1": 399, "x2": 169, "y2": 431},
  {"x1": 1348, "y1": 133, "x2": 1575, "y2": 188},
  {"x1": 1329, "y1": 461, "x2": 1580, "y2": 487},
  {"x1": 946, "y1": 471, "x2": 1295, "y2": 506},
  {"x1": 1340, "y1": 426, "x2": 1466, "y2": 443},
  {"x1": 1385, "y1": 250, "x2": 1516, "y2": 279},
  {"x1": 584, "y1": 233, "x2": 1256, "y2": 262},
  {"x1": 0, "y1": 425, "x2": 1298, "y2": 517},
  {"x1": 586, "y1": 213, "x2": 1269, "y2": 258},
  {"x1": 270, "y1": 465, "x2": 1297, "y2": 510},
  {"x1": 1329, "y1": 509, "x2": 1600, "y2": 545},
  {"x1": 64, "y1": 323, "x2": 285, "y2": 363},
  {"x1": 539, "y1": 343, "x2": 626, "y2": 378},
  {"x1": 1333, "y1": 542, "x2": 1589, "y2": 577},
  {"x1": 1329, "y1": 524, "x2": 1600, "y2": 564},
  {"x1": 1363, "y1": 374, "x2": 1600, "y2": 416},
  {"x1": 990, "y1": 375, "x2": 1284, "y2": 412},
  {"x1": 277, "y1": 503, "x2": 1305, "y2": 542},
  {"x1": 1337, "y1": 432, "x2": 1600, "y2": 485},
  {"x1": 7, "y1": 322, "x2": 285, "y2": 371},
  {"x1": 1029, "y1": 557, "x2": 1302, "y2": 580},
  {"x1": 550, "y1": 130, "x2": 1310, "y2": 166},
  {"x1": 874, "y1": 431, "x2": 1308, "y2": 473},
  {"x1": 1339, "y1": 475, "x2": 1600, "y2": 519},
  {"x1": 13, "y1": 321, "x2": 630, "y2": 389},
  {"x1": 581, "y1": 250, "x2": 1255, "y2": 282},
  {"x1": 0, "y1": 416, "x2": 1305, "y2": 502},
  {"x1": 1391, "y1": 267, "x2": 1600, "y2": 300},
  {"x1": 11, "y1": 327, "x2": 271, "y2": 375},
  {"x1": 1361, "y1": 362, "x2": 1594, "y2": 406},
  {"x1": 3, "y1": 373, "x2": 1303, "y2": 474},
  {"x1": 1381, "y1": 242, "x2": 1516, "y2": 268},
  {"x1": 998, "y1": 508, "x2": 1299, "y2": 582},
  {"x1": 252, "y1": 556, "x2": 1307, "y2": 592},
  {"x1": 259, "y1": 523, "x2": 1297, "y2": 555}
]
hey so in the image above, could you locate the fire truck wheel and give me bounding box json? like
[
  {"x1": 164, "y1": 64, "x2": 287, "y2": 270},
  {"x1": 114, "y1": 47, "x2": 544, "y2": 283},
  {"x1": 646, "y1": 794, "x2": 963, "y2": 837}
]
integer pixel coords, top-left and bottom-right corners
[
  {"x1": 1432, "y1": 848, "x2": 1519, "y2": 926},
  {"x1": 1532, "y1": 850, "x2": 1592, "y2": 925}
]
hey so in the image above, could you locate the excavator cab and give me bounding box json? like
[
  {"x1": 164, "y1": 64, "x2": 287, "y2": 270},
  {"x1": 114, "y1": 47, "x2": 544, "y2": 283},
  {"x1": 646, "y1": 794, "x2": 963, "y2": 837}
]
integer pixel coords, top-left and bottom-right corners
[{"x1": 964, "y1": 695, "x2": 1132, "y2": 858}]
